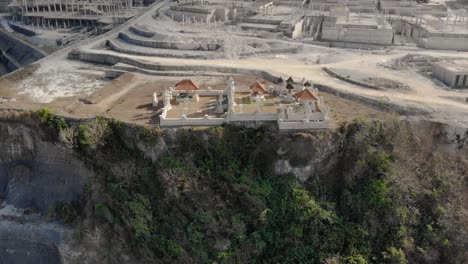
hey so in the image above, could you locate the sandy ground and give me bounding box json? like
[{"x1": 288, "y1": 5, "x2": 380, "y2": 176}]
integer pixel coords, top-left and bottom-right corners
[
  {"x1": 39, "y1": 73, "x2": 389, "y2": 127},
  {"x1": 64, "y1": 47, "x2": 468, "y2": 124}
]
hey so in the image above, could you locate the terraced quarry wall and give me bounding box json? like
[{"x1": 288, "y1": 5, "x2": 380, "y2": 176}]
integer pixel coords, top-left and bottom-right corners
[{"x1": 0, "y1": 30, "x2": 47, "y2": 76}]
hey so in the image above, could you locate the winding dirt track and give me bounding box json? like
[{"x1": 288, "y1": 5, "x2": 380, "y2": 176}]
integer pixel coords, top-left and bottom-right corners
[{"x1": 77, "y1": 46, "x2": 468, "y2": 126}]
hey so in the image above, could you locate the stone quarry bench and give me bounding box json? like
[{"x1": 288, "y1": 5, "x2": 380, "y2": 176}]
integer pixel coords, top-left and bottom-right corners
[{"x1": 118, "y1": 32, "x2": 222, "y2": 51}]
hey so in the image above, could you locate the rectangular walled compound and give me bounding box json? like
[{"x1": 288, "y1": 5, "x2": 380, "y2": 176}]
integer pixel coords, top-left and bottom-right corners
[{"x1": 156, "y1": 77, "x2": 329, "y2": 130}]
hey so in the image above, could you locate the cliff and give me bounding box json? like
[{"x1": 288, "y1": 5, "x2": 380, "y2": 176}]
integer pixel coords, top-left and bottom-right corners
[{"x1": 0, "y1": 111, "x2": 466, "y2": 264}]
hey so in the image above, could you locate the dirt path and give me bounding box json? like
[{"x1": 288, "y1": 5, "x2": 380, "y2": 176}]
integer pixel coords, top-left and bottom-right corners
[{"x1": 80, "y1": 48, "x2": 468, "y2": 116}]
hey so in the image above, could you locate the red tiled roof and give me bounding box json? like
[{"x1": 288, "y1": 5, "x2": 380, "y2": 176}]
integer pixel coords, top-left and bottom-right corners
[
  {"x1": 249, "y1": 81, "x2": 267, "y2": 93},
  {"x1": 294, "y1": 88, "x2": 319, "y2": 100},
  {"x1": 175, "y1": 79, "x2": 199, "y2": 90}
]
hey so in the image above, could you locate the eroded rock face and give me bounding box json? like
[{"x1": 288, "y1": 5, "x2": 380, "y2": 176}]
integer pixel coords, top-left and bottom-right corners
[
  {"x1": 0, "y1": 122, "x2": 91, "y2": 213},
  {"x1": 0, "y1": 217, "x2": 66, "y2": 264},
  {"x1": 274, "y1": 131, "x2": 344, "y2": 182},
  {"x1": 0, "y1": 118, "x2": 465, "y2": 264},
  {"x1": 0, "y1": 121, "x2": 93, "y2": 264},
  {"x1": 0, "y1": 239, "x2": 61, "y2": 264}
]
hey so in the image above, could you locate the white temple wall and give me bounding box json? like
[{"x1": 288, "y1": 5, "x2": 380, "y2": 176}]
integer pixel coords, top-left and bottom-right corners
[
  {"x1": 285, "y1": 111, "x2": 327, "y2": 121},
  {"x1": 160, "y1": 116, "x2": 225, "y2": 126},
  {"x1": 228, "y1": 112, "x2": 278, "y2": 122},
  {"x1": 277, "y1": 120, "x2": 329, "y2": 130}
]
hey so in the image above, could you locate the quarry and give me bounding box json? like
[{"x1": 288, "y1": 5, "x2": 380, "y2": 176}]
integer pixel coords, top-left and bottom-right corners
[
  {"x1": 0, "y1": 0, "x2": 466, "y2": 129},
  {"x1": 0, "y1": 0, "x2": 467, "y2": 262}
]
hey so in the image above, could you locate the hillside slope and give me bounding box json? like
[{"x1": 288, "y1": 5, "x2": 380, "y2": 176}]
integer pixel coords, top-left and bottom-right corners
[{"x1": 0, "y1": 111, "x2": 467, "y2": 264}]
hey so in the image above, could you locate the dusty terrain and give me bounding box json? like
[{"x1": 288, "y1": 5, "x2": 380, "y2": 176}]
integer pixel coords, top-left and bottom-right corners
[
  {"x1": 39, "y1": 72, "x2": 388, "y2": 127},
  {"x1": 0, "y1": 0, "x2": 467, "y2": 128}
]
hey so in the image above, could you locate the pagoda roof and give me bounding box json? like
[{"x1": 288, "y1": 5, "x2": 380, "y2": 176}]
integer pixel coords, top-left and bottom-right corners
[
  {"x1": 175, "y1": 79, "x2": 199, "y2": 90},
  {"x1": 294, "y1": 88, "x2": 319, "y2": 100},
  {"x1": 249, "y1": 81, "x2": 267, "y2": 93}
]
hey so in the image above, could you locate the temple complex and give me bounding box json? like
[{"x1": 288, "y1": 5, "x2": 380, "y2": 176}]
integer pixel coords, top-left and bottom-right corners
[{"x1": 158, "y1": 77, "x2": 329, "y2": 129}]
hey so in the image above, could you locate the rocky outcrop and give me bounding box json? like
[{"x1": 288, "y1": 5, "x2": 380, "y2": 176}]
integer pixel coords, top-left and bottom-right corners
[
  {"x1": 0, "y1": 116, "x2": 466, "y2": 264},
  {"x1": 0, "y1": 121, "x2": 91, "y2": 213},
  {"x1": 0, "y1": 215, "x2": 67, "y2": 264},
  {"x1": 274, "y1": 131, "x2": 344, "y2": 182},
  {"x1": 0, "y1": 120, "x2": 92, "y2": 264}
]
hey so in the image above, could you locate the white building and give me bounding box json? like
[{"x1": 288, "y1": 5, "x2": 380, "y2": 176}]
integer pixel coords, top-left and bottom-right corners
[
  {"x1": 321, "y1": 13, "x2": 394, "y2": 45},
  {"x1": 393, "y1": 14, "x2": 468, "y2": 51},
  {"x1": 379, "y1": 0, "x2": 447, "y2": 17},
  {"x1": 432, "y1": 60, "x2": 468, "y2": 88}
]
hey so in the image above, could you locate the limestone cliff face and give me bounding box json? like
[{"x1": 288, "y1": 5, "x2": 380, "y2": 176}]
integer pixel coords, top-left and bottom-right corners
[
  {"x1": 0, "y1": 117, "x2": 466, "y2": 264},
  {"x1": 116, "y1": 121, "x2": 467, "y2": 185},
  {"x1": 274, "y1": 131, "x2": 344, "y2": 182},
  {"x1": 0, "y1": 120, "x2": 91, "y2": 264},
  {"x1": 0, "y1": 121, "x2": 91, "y2": 213}
]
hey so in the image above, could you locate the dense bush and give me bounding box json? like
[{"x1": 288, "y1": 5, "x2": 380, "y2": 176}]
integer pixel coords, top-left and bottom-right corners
[{"x1": 68, "y1": 120, "x2": 467, "y2": 264}]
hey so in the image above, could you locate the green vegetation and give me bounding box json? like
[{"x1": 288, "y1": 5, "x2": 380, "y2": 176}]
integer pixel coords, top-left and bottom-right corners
[
  {"x1": 36, "y1": 108, "x2": 68, "y2": 131},
  {"x1": 77, "y1": 117, "x2": 108, "y2": 151},
  {"x1": 51, "y1": 118, "x2": 467, "y2": 264}
]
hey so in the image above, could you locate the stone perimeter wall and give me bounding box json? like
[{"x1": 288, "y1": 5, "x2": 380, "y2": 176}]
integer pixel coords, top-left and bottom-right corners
[{"x1": 160, "y1": 110, "x2": 329, "y2": 130}]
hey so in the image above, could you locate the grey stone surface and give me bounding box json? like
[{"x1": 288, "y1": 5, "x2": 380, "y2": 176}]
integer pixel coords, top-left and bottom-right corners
[
  {"x1": 0, "y1": 239, "x2": 61, "y2": 264},
  {"x1": 0, "y1": 122, "x2": 91, "y2": 213},
  {"x1": 0, "y1": 30, "x2": 47, "y2": 75}
]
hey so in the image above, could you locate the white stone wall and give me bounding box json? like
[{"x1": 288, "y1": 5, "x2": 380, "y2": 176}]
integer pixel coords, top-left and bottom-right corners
[
  {"x1": 421, "y1": 37, "x2": 468, "y2": 51},
  {"x1": 159, "y1": 103, "x2": 329, "y2": 129},
  {"x1": 160, "y1": 115, "x2": 224, "y2": 126},
  {"x1": 397, "y1": 20, "x2": 468, "y2": 51},
  {"x1": 321, "y1": 26, "x2": 394, "y2": 45},
  {"x1": 432, "y1": 63, "x2": 468, "y2": 87},
  {"x1": 160, "y1": 112, "x2": 329, "y2": 129},
  {"x1": 277, "y1": 120, "x2": 329, "y2": 130},
  {"x1": 228, "y1": 112, "x2": 277, "y2": 122},
  {"x1": 284, "y1": 111, "x2": 327, "y2": 121},
  {"x1": 159, "y1": 111, "x2": 278, "y2": 127}
]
